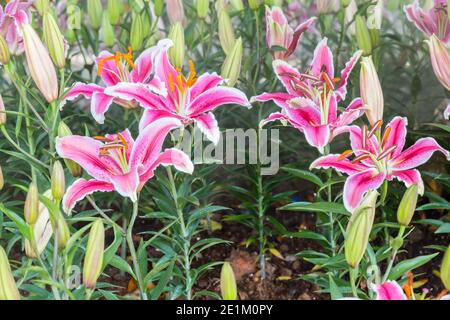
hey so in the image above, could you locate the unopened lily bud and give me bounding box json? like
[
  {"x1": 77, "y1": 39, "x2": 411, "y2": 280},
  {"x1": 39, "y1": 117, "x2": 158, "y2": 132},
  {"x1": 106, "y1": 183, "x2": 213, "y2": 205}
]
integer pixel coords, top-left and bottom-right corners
[
  {"x1": 397, "y1": 184, "x2": 419, "y2": 226},
  {"x1": 220, "y1": 262, "x2": 238, "y2": 300},
  {"x1": 58, "y1": 122, "x2": 83, "y2": 177},
  {"x1": 87, "y1": 0, "x2": 103, "y2": 30},
  {"x1": 0, "y1": 165, "x2": 3, "y2": 190},
  {"x1": 51, "y1": 161, "x2": 65, "y2": 201},
  {"x1": 0, "y1": 34, "x2": 10, "y2": 65},
  {"x1": 102, "y1": 15, "x2": 116, "y2": 47},
  {"x1": 221, "y1": 37, "x2": 243, "y2": 87},
  {"x1": 341, "y1": 0, "x2": 351, "y2": 7},
  {"x1": 22, "y1": 24, "x2": 58, "y2": 103},
  {"x1": 345, "y1": 190, "x2": 378, "y2": 268},
  {"x1": 0, "y1": 94, "x2": 6, "y2": 125},
  {"x1": 154, "y1": 0, "x2": 164, "y2": 17},
  {"x1": 24, "y1": 182, "x2": 40, "y2": 225},
  {"x1": 345, "y1": 0, "x2": 357, "y2": 35},
  {"x1": 355, "y1": 15, "x2": 372, "y2": 55},
  {"x1": 426, "y1": 35, "x2": 450, "y2": 91},
  {"x1": 441, "y1": 245, "x2": 450, "y2": 290},
  {"x1": 130, "y1": 13, "x2": 145, "y2": 51},
  {"x1": 43, "y1": 12, "x2": 66, "y2": 69},
  {"x1": 197, "y1": 0, "x2": 209, "y2": 19},
  {"x1": 107, "y1": 0, "x2": 123, "y2": 25},
  {"x1": 34, "y1": 0, "x2": 50, "y2": 15},
  {"x1": 219, "y1": 11, "x2": 236, "y2": 55},
  {"x1": 249, "y1": 0, "x2": 261, "y2": 10},
  {"x1": 83, "y1": 219, "x2": 105, "y2": 289},
  {"x1": 168, "y1": 22, "x2": 185, "y2": 69},
  {"x1": 0, "y1": 246, "x2": 20, "y2": 300},
  {"x1": 55, "y1": 214, "x2": 70, "y2": 249},
  {"x1": 360, "y1": 55, "x2": 383, "y2": 126},
  {"x1": 230, "y1": 0, "x2": 244, "y2": 11},
  {"x1": 167, "y1": 0, "x2": 185, "y2": 24}
]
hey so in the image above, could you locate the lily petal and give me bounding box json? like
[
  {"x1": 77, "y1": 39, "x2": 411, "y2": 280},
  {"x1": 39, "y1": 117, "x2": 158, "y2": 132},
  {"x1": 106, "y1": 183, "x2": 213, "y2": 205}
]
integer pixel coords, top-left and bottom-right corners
[
  {"x1": 193, "y1": 112, "x2": 221, "y2": 145},
  {"x1": 311, "y1": 38, "x2": 334, "y2": 79},
  {"x1": 383, "y1": 117, "x2": 408, "y2": 158},
  {"x1": 251, "y1": 92, "x2": 294, "y2": 109},
  {"x1": 91, "y1": 91, "x2": 114, "y2": 124},
  {"x1": 343, "y1": 169, "x2": 386, "y2": 211},
  {"x1": 272, "y1": 59, "x2": 303, "y2": 95},
  {"x1": 349, "y1": 125, "x2": 379, "y2": 157},
  {"x1": 310, "y1": 154, "x2": 368, "y2": 175},
  {"x1": 285, "y1": 17, "x2": 316, "y2": 58},
  {"x1": 60, "y1": 82, "x2": 104, "y2": 109},
  {"x1": 109, "y1": 170, "x2": 140, "y2": 202},
  {"x1": 373, "y1": 281, "x2": 407, "y2": 300},
  {"x1": 62, "y1": 179, "x2": 115, "y2": 214},
  {"x1": 335, "y1": 50, "x2": 362, "y2": 101},
  {"x1": 388, "y1": 169, "x2": 425, "y2": 195},
  {"x1": 139, "y1": 109, "x2": 182, "y2": 132},
  {"x1": 96, "y1": 51, "x2": 121, "y2": 86},
  {"x1": 302, "y1": 124, "x2": 330, "y2": 153},
  {"x1": 189, "y1": 72, "x2": 223, "y2": 100},
  {"x1": 260, "y1": 112, "x2": 291, "y2": 128}
]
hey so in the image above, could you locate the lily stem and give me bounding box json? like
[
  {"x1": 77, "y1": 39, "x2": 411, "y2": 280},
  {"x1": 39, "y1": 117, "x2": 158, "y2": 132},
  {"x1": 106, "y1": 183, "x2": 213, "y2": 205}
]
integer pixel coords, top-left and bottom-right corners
[{"x1": 382, "y1": 226, "x2": 406, "y2": 283}]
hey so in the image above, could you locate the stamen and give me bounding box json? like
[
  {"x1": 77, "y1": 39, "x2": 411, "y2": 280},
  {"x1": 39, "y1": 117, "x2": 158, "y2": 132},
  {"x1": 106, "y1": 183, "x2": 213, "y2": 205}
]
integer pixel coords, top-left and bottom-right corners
[
  {"x1": 362, "y1": 125, "x2": 368, "y2": 149},
  {"x1": 368, "y1": 120, "x2": 383, "y2": 138},
  {"x1": 352, "y1": 154, "x2": 371, "y2": 163},
  {"x1": 321, "y1": 72, "x2": 335, "y2": 92},
  {"x1": 94, "y1": 136, "x2": 114, "y2": 142},
  {"x1": 403, "y1": 272, "x2": 414, "y2": 300},
  {"x1": 338, "y1": 150, "x2": 353, "y2": 160},
  {"x1": 117, "y1": 133, "x2": 129, "y2": 150},
  {"x1": 377, "y1": 145, "x2": 397, "y2": 160},
  {"x1": 168, "y1": 73, "x2": 175, "y2": 92},
  {"x1": 97, "y1": 47, "x2": 136, "y2": 76},
  {"x1": 381, "y1": 127, "x2": 391, "y2": 148}
]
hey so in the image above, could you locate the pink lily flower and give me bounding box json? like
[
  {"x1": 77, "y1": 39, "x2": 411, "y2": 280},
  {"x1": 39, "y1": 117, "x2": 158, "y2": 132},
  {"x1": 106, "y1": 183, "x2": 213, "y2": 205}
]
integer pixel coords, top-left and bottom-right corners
[
  {"x1": 372, "y1": 281, "x2": 408, "y2": 300},
  {"x1": 265, "y1": 6, "x2": 316, "y2": 60},
  {"x1": 252, "y1": 38, "x2": 364, "y2": 153},
  {"x1": 0, "y1": 0, "x2": 33, "y2": 55},
  {"x1": 404, "y1": 0, "x2": 450, "y2": 44},
  {"x1": 56, "y1": 118, "x2": 194, "y2": 214},
  {"x1": 311, "y1": 117, "x2": 450, "y2": 211},
  {"x1": 60, "y1": 39, "x2": 171, "y2": 124},
  {"x1": 105, "y1": 41, "x2": 251, "y2": 145}
]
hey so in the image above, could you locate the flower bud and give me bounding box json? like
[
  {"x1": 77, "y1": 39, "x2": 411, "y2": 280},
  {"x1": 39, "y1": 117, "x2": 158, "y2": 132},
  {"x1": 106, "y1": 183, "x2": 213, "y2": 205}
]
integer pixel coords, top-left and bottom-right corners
[
  {"x1": 22, "y1": 24, "x2": 59, "y2": 103},
  {"x1": 220, "y1": 262, "x2": 238, "y2": 300},
  {"x1": 345, "y1": 0, "x2": 357, "y2": 35},
  {"x1": 0, "y1": 246, "x2": 20, "y2": 300},
  {"x1": 219, "y1": 11, "x2": 236, "y2": 55},
  {"x1": 24, "y1": 182, "x2": 40, "y2": 225},
  {"x1": 34, "y1": 0, "x2": 50, "y2": 15},
  {"x1": 87, "y1": 0, "x2": 103, "y2": 30},
  {"x1": 221, "y1": 37, "x2": 243, "y2": 87},
  {"x1": 167, "y1": 0, "x2": 185, "y2": 24},
  {"x1": 426, "y1": 35, "x2": 450, "y2": 91},
  {"x1": 345, "y1": 190, "x2": 378, "y2": 268},
  {"x1": 0, "y1": 94, "x2": 6, "y2": 125},
  {"x1": 168, "y1": 22, "x2": 185, "y2": 69},
  {"x1": 107, "y1": 0, "x2": 123, "y2": 25},
  {"x1": 43, "y1": 12, "x2": 66, "y2": 69},
  {"x1": 441, "y1": 245, "x2": 450, "y2": 290},
  {"x1": 58, "y1": 122, "x2": 83, "y2": 177},
  {"x1": 197, "y1": 0, "x2": 209, "y2": 19},
  {"x1": 0, "y1": 34, "x2": 10, "y2": 65},
  {"x1": 230, "y1": 0, "x2": 245, "y2": 11},
  {"x1": 102, "y1": 15, "x2": 116, "y2": 47},
  {"x1": 130, "y1": 13, "x2": 145, "y2": 51},
  {"x1": 0, "y1": 165, "x2": 3, "y2": 191},
  {"x1": 397, "y1": 184, "x2": 419, "y2": 226},
  {"x1": 83, "y1": 219, "x2": 105, "y2": 289},
  {"x1": 355, "y1": 15, "x2": 372, "y2": 55},
  {"x1": 249, "y1": 0, "x2": 261, "y2": 10},
  {"x1": 55, "y1": 214, "x2": 70, "y2": 249},
  {"x1": 154, "y1": 0, "x2": 164, "y2": 17},
  {"x1": 51, "y1": 161, "x2": 66, "y2": 201},
  {"x1": 360, "y1": 55, "x2": 384, "y2": 126}
]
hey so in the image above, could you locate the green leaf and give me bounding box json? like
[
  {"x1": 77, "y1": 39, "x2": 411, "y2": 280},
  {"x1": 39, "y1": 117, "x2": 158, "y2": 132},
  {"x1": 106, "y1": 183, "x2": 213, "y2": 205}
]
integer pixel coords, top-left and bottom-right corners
[
  {"x1": 109, "y1": 255, "x2": 135, "y2": 278},
  {"x1": 328, "y1": 274, "x2": 343, "y2": 300},
  {"x1": 436, "y1": 223, "x2": 450, "y2": 234},
  {"x1": 282, "y1": 167, "x2": 323, "y2": 186},
  {"x1": 279, "y1": 202, "x2": 349, "y2": 215},
  {"x1": 0, "y1": 203, "x2": 30, "y2": 240},
  {"x1": 417, "y1": 202, "x2": 450, "y2": 211},
  {"x1": 388, "y1": 253, "x2": 439, "y2": 280}
]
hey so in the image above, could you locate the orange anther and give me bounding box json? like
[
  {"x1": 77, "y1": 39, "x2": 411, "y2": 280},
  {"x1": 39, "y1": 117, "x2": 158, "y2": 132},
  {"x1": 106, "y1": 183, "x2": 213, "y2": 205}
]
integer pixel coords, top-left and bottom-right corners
[
  {"x1": 338, "y1": 150, "x2": 353, "y2": 161},
  {"x1": 403, "y1": 272, "x2": 414, "y2": 300},
  {"x1": 381, "y1": 127, "x2": 392, "y2": 147}
]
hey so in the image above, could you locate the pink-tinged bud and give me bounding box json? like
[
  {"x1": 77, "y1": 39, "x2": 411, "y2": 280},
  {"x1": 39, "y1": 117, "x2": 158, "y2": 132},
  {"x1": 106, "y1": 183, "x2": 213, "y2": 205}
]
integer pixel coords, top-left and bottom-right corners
[
  {"x1": 167, "y1": 0, "x2": 185, "y2": 24},
  {"x1": 22, "y1": 24, "x2": 59, "y2": 103},
  {"x1": 360, "y1": 55, "x2": 384, "y2": 126},
  {"x1": 83, "y1": 219, "x2": 105, "y2": 289},
  {"x1": 426, "y1": 35, "x2": 450, "y2": 91},
  {"x1": 0, "y1": 246, "x2": 21, "y2": 300},
  {"x1": 55, "y1": 214, "x2": 70, "y2": 249},
  {"x1": 0, "y1": 94, "x2": 6, "y2": 125},
  {"x1": 24, "y1": 182, "x2": 40, "y2": 225},
  {"x1": 220, "y1": 262, "x2": 238, "y2": 300},
  {"x1": 0, "y1": 34, "x2": 10, "y2": 65}
]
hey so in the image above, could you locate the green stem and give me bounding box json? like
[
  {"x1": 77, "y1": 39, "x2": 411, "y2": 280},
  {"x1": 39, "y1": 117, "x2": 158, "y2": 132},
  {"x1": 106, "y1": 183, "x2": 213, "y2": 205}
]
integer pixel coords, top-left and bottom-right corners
[
  {"x1": 127, "y1": 195, "x2": 147, "y2": 300},
  {"x1": 349, "y1": 266, "x2": 359, "y2": 298},
  {"x1": 382, "y1": 226, "x2": 406, "y2": 283}
]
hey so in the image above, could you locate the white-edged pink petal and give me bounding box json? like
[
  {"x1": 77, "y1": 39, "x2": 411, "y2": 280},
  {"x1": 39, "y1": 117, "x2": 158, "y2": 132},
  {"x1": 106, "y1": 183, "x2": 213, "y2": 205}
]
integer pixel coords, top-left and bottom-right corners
[
  {"x1": 373, "y1": 281, "x2": 407, "y2": 300},
  {"x1": 272, "y1": 59, "x2": 303, "y2": 95},
  {"x1": 59, "y1": 82, "x2": 104, "y2": 110},
  {"x1": 62, "y1": 179, "x2": 115, "y2": 214},
  {"x1": 335, "y1": 50, "x2": 362, "y2": 101},
  {"x1": 343, "y1": 169, "x2": 386, "y2": 211},
  {"x1": 91, "y1": 91, "x2": 114, "y2": 124},
  {"x1": 311, "y1": 38, "x2": 334, "y2": 79},
  {"x1": 388, "y1": 169, "x2": 424, "y2": 195},
  {"x1": 250, "y1": 92, "x2": 294, "y2": 109},
  {"x1": 139, "y1": 109, "x2": 183, "y2": 132},
  {"x1": 310, "y1": 154, "x2": 368, "y2": 175},
  {"x1": 189, "y1": 73, "x2": 223, "y2": 100},
  {"x1": 383, "y1": 117, "x2": 408, "y2": 158},
  {"x1": 193, "y1": 112, "x2": 220, "y2": 145}
]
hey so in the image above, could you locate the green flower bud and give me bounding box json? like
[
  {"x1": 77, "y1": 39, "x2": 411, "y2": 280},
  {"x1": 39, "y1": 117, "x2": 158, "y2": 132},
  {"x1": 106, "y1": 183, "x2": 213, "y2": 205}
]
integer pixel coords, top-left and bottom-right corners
[
  {"x1": 25, "y1": 182, "x2": 40, "y2": 225},
  {"x1": 87, "y1": 0, "x2": 103, "y2": 30},
  {"x1": 107, "y1": 0, "x2": 123, "y2": 25},
  {"x1": 369, "y1": 28, "x2": 380, "y2": 48},
  {"x1": 397, "y1": 184, "x2": 419, "y2": 226},
  {"x1": 168, "y1": 22, "x2": 185, "y2": 69},
  {"x1": 0, "y1": 165, "x2": 4, "y2": 191},
  {"x1": 34, "y1": 0, "x2": 50, "y2": 15},
  {"x1": 221, "y1": 37, "x2": 243, "y2": 87},
  {"x1": 55, "y1": 214, "x2": 70, "y2": 249},
  {"x1": 130, "y1": 13, "x2": 145, "y2": 51},
  {"x1": 154, "y1": 0, "x2": 164, "y2": 17},
  {"x1": 197, "y1": 0, "x2": 209, "y2": 19},
  {"x1": 0, "y1": 246, "x2": 20, "y2": 300},
  {"x1": 441, "y1": 245, "x2": 450, "y2": 290},
  {"x1": 102, "y1": 15, "x2": 116, "y2": 47},
  {"x1": 219, "y1": 11, "x2": 236, "y2": 55},
  {"x1": 0, "y1": 94, "x2": 6, "y2": 125},
  {"x1": 355, "y1": 15, "x2": 372, "y2": 55},
  {"x1": 341, "y1": 0, "x2": 351, "y2": 7},
  {"x1": 248, "y1": 0, "x2": 261, "y2": 10},
  {"x1": 83, "y1": 219, "x2": 105, "y2": 289},
  {"x1": 43, "y1": 12, "x2": 66, "y2": 69},
  {"x1": 220, "y1": 262, "x2": 238, "y2": 300},
  {"x1": 345, "y1": 190, "x2": 378, "y2": 268},
  {"x1": 51, "y1": 161, "x2": 65, "y2": 201},
  {"x1": 58, "y1": 122, "x2": 83, "y2": 178},
  {"x1": 230, "y1": 0, "x2": 244, "y2": 11},
  {"x1": 0, "y1": 34, "x2": 10, "y2": 65}
]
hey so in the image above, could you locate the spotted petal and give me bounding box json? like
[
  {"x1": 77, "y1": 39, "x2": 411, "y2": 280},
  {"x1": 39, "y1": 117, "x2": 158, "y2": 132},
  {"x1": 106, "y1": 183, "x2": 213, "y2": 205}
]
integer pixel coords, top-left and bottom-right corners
[
  {"x1": 62, "y1": 179, "x2": 115, "y2": 214},
  {"x1": 343, "y1": 169, "x2": 386, "y2": 211}
]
